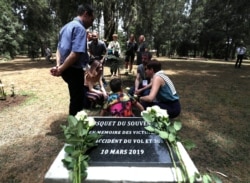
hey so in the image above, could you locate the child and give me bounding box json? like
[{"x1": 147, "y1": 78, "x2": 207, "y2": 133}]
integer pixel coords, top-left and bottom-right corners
[{"x1": 100, "y1": 78, "x2": 144, "y2": 117}]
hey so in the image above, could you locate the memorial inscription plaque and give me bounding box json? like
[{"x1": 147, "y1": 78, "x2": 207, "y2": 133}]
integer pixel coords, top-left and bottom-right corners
[{"x1": 89, "y1": 117, "x2": 179, "y2": 167}]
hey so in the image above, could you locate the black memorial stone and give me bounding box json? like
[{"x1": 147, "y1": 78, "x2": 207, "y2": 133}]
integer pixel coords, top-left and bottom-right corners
[{"x1": 88, "y1": 117, "x2": 179, "y2": 167}]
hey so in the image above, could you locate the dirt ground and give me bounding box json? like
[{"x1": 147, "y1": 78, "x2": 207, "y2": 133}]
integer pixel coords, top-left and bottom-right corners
[{"x1": 0, "y1": 56, "x2": 249, "y2": 183}]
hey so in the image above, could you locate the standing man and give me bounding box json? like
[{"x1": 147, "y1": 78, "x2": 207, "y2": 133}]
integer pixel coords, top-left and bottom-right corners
[
  {"x1": 136, "y1": 35, "x2": 148, "y2": 65},
  {"x1": 88, "y1": 31, "x2": 107, "y2": 63},
  {"x1": 88, "y1": 31, "x2": 108, "y2": 84},
  {"x1": 50, "y1": 4, "x2": 95, "y2": 115},
  {"x1": 125, "y1": 34, "x2": 137, "y2": 74},
  {"x1": 45, "y1": 46, "x2": 52, "y2": 63},
  {"x1": 235, "y1": 43, "x2": 247, "y2": 68}
]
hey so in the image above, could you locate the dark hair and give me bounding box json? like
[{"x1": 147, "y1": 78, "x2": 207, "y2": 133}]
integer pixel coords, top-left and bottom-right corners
[
  {"x1": 77, "y1": 4, "x2": 94, "y2": 16},
  {"x1": 146, "y1": 60, "x2": 161, "y2": 72},
  {"x1": 110, "y1": 78, "x2": 122, "y2": 93}
]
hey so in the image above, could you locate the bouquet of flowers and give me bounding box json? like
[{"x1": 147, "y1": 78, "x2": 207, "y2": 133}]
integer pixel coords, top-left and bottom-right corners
[
  {"x1": 141, "y1": 105, "x2": 221, "y2": 183},
  {"x1": 61, "y1": 111, "x2": 101, "y2": 183}
]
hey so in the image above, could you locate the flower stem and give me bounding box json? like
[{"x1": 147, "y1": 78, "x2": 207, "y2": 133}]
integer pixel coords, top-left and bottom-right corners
[
  {"x1": 174, "y1": 145, "x2": 190, "y2": 182},
  {"x1": 78, "y1": 154, "x2": 82, "y2": 183},
  {"x1": 166, "y1": 141, "x2": 183, "y2": 183}
]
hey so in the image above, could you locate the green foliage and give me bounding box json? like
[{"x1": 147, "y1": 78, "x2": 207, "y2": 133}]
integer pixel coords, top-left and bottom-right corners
[
  {"x1": 0, "y1": 0, "x2": 23, "y2": 59},
  {"x1": 61, "y1": 111, "x2": 101, "y2": 183},
  {"x1": 2, "y1": 1, "x2": 249, "y2": 59},
  {"x1": 141, "y1": 105, "x2": 221, "y2": 183},
  {"x1": 11, "y1": 0, "x2": 58, "y2": 58}
]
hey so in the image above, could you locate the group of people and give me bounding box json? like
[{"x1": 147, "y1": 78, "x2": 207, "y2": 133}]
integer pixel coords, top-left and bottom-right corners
[
  {"x1": 100, "y1": 60, "x2": 181, "y2": 119},
  {"x1": 124, "y1": 34, "x2": 152, "y2": 74},
  {"x1": 50, "y1": 3, "x2": 181, "y2": 119},
  {"x1": 87, "y1": 31, "x2": 121, "y2": 77}
]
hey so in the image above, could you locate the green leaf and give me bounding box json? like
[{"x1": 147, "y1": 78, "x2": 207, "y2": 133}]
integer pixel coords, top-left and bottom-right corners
[
  {"x1": 158, "y1": 131, "x2": 169, "y2": 139},
  {"x1": 183, "y1": 140, "x2": 196, "y2": 150},
  {"x1": 63, "y1": 156, "x2": 74, "y2": 163},
  {"x1": 173, "y1": 121, "x2": 182, "y2": 131},
  {"x1": 65, "y1": 134, "x2": 72, "y2": 139},
  {"x1": 168, "y1": 126, "x2": 176, "y2": 134},
  {"x1": 202, "y1": 174, "x2": 213, "y2": 183},
  {"x1": 144, "y1": 126, "x2": 155, "y2": 132},
  {"x1": 87, "y1": 133, "x2": 102, "y2": 139},
  {"x1": 66, "y1": 137, "x2": 85, "y2": 145},
  {"x1": 71, "y1": 150, "x2": 82, "y2": 157},
  {"x1": 78, "y1": 127, "x2": 88, "y2": 137},
  {"x1": 67, "y1": 115, "x2": 78, "y2": 126},
  {"x1": 168, "y1": 133, "x2": 176, "y2": 143},
  {"x1": 188, "y1": 175, "x2": 196, "y2": 183},
  {"x1": 210, "y1": 174, "x2": 223, "y2": 183},
  {"x1": 141, "y1": 112, "x2": 153, "y2": 122},
  {"x1": 64, "y1": 145, "x2": 74, "y2": 154},
  {"x1": 81, "y1": 171, "x2": 88, "y2": 179}
]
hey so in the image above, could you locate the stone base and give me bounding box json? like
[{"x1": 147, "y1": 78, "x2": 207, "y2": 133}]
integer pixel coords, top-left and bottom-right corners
[{"x1": 44, "y1": 142, "x2": 201, "y2": 183}]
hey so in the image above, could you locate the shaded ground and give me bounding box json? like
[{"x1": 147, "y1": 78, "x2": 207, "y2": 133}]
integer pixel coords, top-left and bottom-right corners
[
  {"x1": 0, "y1": 56, "x2": 249, "y2": 183},
  {"x1": 0, "y1": 95, "x2": 27, "y2": 111}
]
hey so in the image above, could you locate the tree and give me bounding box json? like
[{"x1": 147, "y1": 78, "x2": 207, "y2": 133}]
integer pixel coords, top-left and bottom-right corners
[
  {"x1": 12, "y1": 0, "x2": 56, "y2": 58},
  {"x1": 0, "y1": 0, "x2": 23, "y2": 59}
]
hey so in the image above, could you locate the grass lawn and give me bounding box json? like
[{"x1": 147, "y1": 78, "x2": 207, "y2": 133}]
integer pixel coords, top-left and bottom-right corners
[{"x1": 0, "y1": 56, "x2": 249, "y2": 183}]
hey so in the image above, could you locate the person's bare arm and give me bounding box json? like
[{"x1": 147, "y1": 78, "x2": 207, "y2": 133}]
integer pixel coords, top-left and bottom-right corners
[
  {"x1": 58, "y1": 52, "x2": 80, "y2": 73},
  {"x1": 136, "y1": 79, "x2": 152, "y2": 94},
  {"x1": 134, "y1": 101, "x2": 144, "y2": 111},
  {"x1": 56, "y1": 49, "x2": 60, "y2": 67},
  {"x1": 99, "y1": 77, "x2": 108, "y2": 98},
  {"x1": 51, "y1": 52, "x2": 80, "y2": 76},
  {"x1": 88, "y1": 82, "x2": 102, "y2": 94},
  {"x1": 140, "y1": 76, "x2": 162, "y2": 102},
  {"x1": 134, "y1": 73, "x2": 140, "y2": 91},
  {"x1": 100, "y1": 109, "x2": 106, "y2": 116}
]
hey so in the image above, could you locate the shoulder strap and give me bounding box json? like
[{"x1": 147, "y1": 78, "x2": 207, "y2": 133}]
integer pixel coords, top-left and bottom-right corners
[{"x1": 156, "y1": 72, "x2": 177, "y2": 95}]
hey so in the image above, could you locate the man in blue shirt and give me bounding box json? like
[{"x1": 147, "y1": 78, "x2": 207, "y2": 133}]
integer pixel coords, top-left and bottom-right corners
[{"x1": 50, "y1": 4, "x2": 95, "y2": 115}]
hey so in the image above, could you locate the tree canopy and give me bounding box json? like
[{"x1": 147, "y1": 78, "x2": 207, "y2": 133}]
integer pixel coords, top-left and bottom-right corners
[{"x1": 0, "y1": 0, "x2": 249, "y2": 59}]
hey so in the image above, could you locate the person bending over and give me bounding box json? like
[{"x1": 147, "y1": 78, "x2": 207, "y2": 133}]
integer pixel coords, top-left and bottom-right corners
[{"x1": 139, "y1": 60, "x2": 181, "y2": 118}]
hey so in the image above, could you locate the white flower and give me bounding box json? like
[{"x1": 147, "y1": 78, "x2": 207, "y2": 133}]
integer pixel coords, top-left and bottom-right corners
[
  {"x1": 156, "y1": 108, "x2": 169, "y2": 118},
  {"x1": 87, "y1": 117, "x2": 96, "y2": 127},
  {"x1": 145, "y1": 105, "x2": 169, "y2": 119},
  {"x1": 151, "y1": 105, "x2": 161, "y2": 111},
  {"x1": 75, "y1": 110, "x2": 87, "y2": 121}
]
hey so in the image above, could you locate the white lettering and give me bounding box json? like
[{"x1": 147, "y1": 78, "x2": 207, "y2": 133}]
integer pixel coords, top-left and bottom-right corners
[
  {"x1": 95, "y1": 121, "x2": 116, "y2": 127},
  {"x1": 133, "y1": 139, "x2": 145, "y2": 143},
  {"x1": 123, "y1": 139, "x2": 132, "y2": 143},
  {"x1": 127, "y1": 121, "x2": 148, "y2": 126},
  {"x1": 117, "y1": 121, "x2": 126, "y2": 126},
  {"x1": 122, "y1": 131, "x2": 132, "y2": 134},
  {"x1": 100, "y1": 149, "x2": 144, "y2": 155}
]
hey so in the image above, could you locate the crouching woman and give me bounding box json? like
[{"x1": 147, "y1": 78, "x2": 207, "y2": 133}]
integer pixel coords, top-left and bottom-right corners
[
  {"x1": 139, "y1": 60, "x2": 181, "y2": 118},
  {"x1": 84, "y1": 60, "x2": 108, "y2": 107}
]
